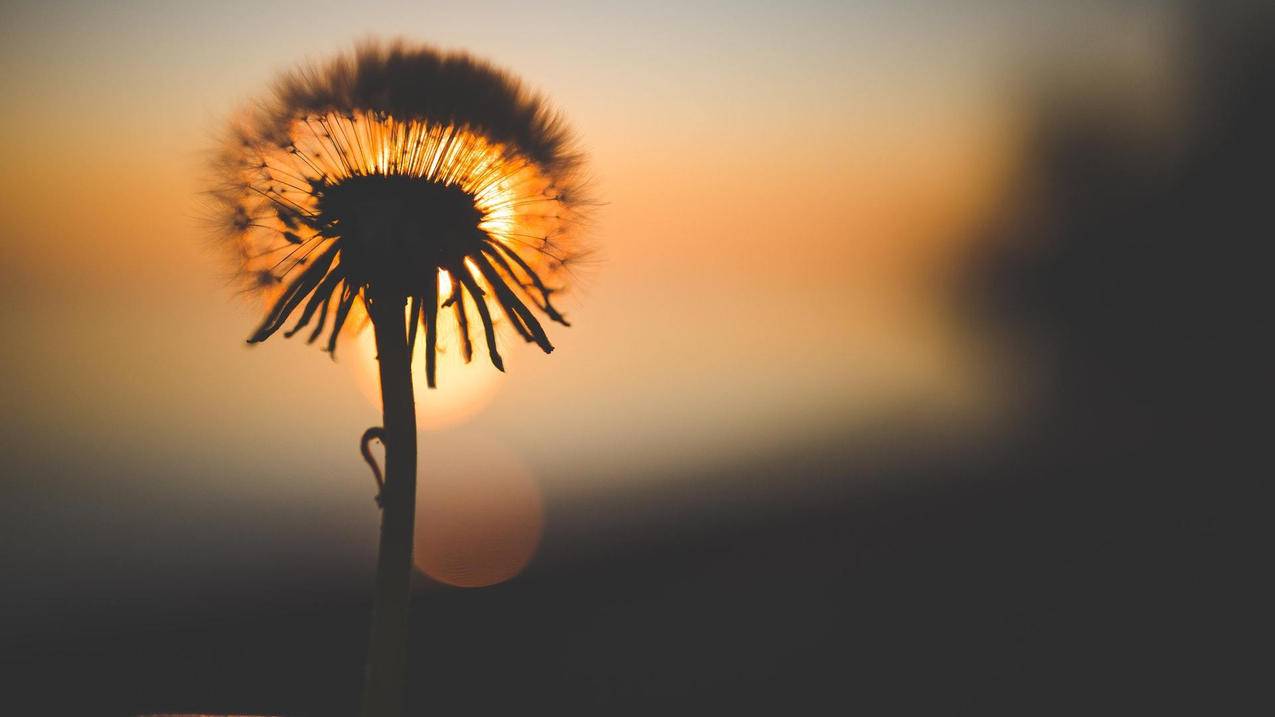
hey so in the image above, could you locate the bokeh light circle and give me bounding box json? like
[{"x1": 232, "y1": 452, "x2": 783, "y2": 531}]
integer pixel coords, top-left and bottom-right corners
[{"x1": 412, "y1": 434, "x2": 542, "y2": 588}]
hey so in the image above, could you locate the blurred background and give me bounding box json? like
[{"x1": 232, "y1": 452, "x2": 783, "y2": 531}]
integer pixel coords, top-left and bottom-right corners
[{"x1": 0, "y1": 0, "x2": 1259, "y2": 714}]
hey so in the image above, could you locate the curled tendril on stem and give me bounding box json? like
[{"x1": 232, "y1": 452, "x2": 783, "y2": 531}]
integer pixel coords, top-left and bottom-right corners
[{"x1": 361, "y1": 426, "x2": 386, "y2": 508}]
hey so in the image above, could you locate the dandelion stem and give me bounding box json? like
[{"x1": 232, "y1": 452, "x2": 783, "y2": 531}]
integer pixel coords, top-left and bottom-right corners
[{"x1": 360, "y1": 292, "x2": 418, "y2": 717}]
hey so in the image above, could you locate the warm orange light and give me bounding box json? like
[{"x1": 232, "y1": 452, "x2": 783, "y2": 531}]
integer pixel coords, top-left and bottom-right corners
[
  {"x1": 349, "y1": 319, "x2": 505, "y2": 431},
  {"x1": 438, "y1": 269, "x2": 453, "y2": 299}
]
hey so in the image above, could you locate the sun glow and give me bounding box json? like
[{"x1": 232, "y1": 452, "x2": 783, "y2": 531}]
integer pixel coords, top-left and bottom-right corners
[
  {"x1": 438, "y1": 269, "x2": 453, "y2": 298},
  {"x1": 253, "y1": 109, "x2": 569, "y2": 275},
  {"x1": 349, "y1": 309, "x2": 507, "y2": 431}
]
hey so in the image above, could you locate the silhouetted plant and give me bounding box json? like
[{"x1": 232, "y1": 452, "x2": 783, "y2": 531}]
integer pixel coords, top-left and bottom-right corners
[{"x1": 208, "y1": 40, "x2": 589, "y2": 717}]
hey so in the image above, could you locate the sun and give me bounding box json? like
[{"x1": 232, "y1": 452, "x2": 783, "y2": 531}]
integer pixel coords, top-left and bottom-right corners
[{"x1": 349, "y1": 311, "x2": 507, "y2": 431}]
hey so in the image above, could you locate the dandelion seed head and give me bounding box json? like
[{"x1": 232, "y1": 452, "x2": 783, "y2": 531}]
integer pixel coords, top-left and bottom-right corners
[{"x1": 209, "y1": 39, "x2": 591, "y2": 387}]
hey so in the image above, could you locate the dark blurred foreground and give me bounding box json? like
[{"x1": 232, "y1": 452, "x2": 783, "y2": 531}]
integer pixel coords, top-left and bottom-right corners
[{"x1": 4, "y1": 4, "x2": 1264, "y2": 714}]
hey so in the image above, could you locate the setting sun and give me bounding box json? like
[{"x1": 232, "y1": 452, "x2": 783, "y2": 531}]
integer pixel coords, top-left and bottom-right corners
[{"x1": 349, "y1": 318, "x2": 507, "y2": 430}]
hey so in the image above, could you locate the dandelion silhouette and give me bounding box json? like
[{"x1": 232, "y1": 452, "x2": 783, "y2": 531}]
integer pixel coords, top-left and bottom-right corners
[{"x1": 208, "y1": 40, "x2": 588, "y2": 717}]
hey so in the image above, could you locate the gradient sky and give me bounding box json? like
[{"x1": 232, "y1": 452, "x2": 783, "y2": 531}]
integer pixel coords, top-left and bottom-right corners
[{"x1": 0, "y1": 1, "x2": 1178, "y2": 610}]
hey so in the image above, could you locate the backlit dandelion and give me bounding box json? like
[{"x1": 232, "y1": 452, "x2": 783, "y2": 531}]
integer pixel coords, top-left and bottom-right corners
[{"x1": 207, "y1": 40, "x2": 589, "y2": 717}]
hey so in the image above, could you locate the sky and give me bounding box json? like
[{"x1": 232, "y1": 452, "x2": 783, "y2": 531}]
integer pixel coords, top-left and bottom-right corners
[{"x1": 0, "y1": 0, "x2": 1180, "y2": 611}]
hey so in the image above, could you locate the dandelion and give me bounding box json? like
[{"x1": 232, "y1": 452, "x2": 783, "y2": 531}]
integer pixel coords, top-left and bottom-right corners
[{"x1": 207, "y1": 40, "x2": 589, "y2": 717}]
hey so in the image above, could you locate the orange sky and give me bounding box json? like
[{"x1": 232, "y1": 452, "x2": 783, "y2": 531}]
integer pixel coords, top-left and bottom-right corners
[{"x1": 0, "y1": 0, "x2": 1179, "y2": 589}]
